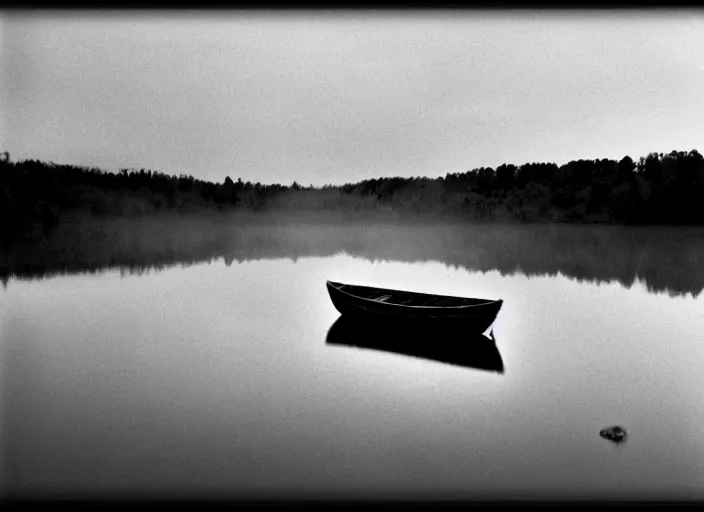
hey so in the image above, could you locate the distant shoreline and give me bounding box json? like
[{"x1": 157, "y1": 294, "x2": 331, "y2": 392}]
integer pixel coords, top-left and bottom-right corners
[{"x1": 2, "y1": 149, "x2": 704, "y2": 244}]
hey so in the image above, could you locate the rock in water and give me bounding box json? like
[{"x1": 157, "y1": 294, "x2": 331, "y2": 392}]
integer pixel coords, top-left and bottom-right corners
[{"x1": 600, "y1": 425, "x2": 628, "y2": 443}]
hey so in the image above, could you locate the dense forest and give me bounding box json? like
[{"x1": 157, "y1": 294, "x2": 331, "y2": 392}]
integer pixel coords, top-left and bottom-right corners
[{"x1": 2, "y1": 149, "x2": 703, "y2": 242}]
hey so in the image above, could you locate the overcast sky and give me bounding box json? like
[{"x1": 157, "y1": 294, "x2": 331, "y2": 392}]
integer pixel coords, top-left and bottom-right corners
[{"x1": 1, "y1": 10, "x2": 703, "y2": 186}]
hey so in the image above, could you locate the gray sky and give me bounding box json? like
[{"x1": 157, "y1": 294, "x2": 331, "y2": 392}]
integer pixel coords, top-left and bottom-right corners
[{"x1": 2, "y1": 10, "x2": 703, "y2": 187}]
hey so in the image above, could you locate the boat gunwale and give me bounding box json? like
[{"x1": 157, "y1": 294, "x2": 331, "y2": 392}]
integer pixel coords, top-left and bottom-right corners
[{"x1": 326, "y1": 280, "x2": 503, "y2": 310}]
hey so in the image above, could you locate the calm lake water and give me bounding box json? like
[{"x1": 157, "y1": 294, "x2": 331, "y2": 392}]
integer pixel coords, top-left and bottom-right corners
[{"x1": 2, "y1": 220, "x2": 704, "y2": 501}]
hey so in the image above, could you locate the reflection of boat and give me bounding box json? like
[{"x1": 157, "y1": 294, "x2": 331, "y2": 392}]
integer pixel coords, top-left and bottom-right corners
[
  {"x1": 326, "y1": 280, "x2": 503, "y2": 333},
  {"x1": 325, "y1": 315, "x2": 504, "y2": 373}
]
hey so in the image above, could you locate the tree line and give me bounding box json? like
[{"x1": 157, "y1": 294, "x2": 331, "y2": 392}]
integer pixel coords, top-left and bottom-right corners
[{"x1": 1, "y1": 149, "x2": 703, "y2": 242}]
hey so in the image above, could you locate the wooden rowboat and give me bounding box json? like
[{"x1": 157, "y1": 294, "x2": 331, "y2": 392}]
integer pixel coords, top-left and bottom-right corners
[{"x1": 326, "y1": 280, "x2": 503, "y2": 333}]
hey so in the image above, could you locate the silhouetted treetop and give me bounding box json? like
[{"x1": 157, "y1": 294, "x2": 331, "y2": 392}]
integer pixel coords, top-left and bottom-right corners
[{"x1": 2, "y1": 148, "x2": 704, "y2": 244}]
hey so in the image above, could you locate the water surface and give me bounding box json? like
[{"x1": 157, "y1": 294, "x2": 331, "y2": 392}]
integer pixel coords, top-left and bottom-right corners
[{"x1": 2, "y1": 221, "x2": 704, "y2": 501}]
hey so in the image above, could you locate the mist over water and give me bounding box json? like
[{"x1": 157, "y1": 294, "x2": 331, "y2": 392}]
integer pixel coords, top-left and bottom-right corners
[{"x1": 2, "y1": 217, "x2": 704, "y2": 501}]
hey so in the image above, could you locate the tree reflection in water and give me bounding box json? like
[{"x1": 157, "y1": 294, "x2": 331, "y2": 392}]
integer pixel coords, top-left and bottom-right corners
[{"x1": 2, "y1": 216, "x2": 703, "y2": 298}]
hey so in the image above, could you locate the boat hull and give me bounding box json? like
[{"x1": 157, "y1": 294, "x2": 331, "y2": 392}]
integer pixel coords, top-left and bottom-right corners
[{"x1": 326, "y1": 280, "x2": 503, "y2": 334}]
